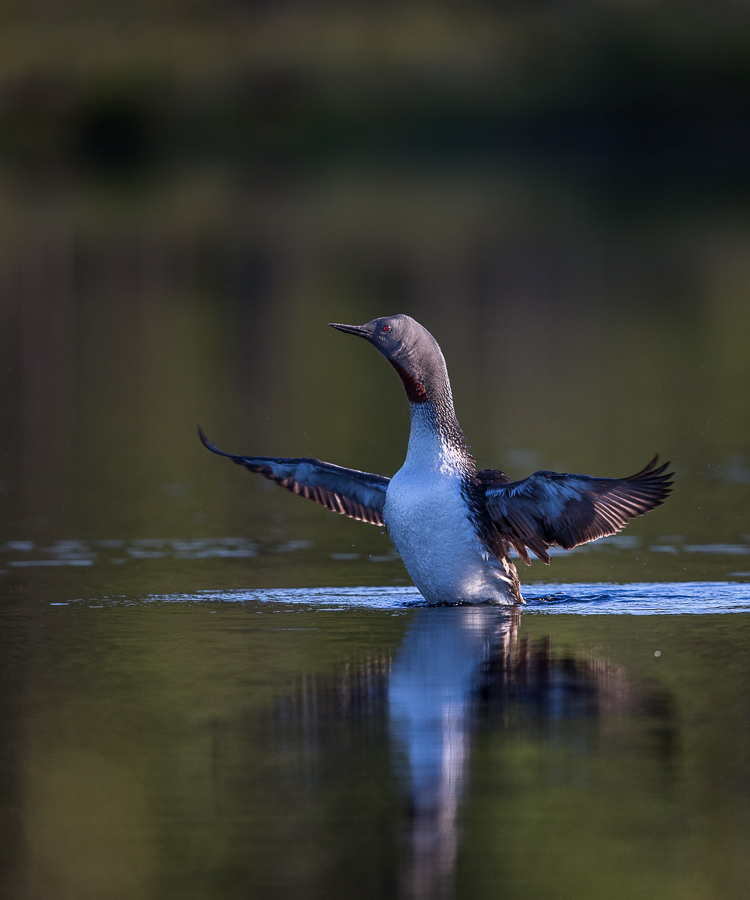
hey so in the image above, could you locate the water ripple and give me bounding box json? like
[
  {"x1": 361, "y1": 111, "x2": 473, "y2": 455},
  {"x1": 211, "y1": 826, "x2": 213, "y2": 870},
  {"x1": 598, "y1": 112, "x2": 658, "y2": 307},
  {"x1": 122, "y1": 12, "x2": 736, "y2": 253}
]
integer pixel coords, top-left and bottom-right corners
[
  {"x1": 523, "y1": 581, "x2": 750, "y2": 614},
  {"x1": 126, "y1": 582, "x2": 750, "y2": 615}
]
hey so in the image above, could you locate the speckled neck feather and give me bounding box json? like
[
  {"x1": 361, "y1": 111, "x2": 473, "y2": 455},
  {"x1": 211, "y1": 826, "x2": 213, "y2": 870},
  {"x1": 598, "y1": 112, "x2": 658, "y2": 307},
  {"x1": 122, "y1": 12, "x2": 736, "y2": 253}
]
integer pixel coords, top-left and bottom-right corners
[{"x1": 397, "y1": 348, "x2": 474, "y2": 464}]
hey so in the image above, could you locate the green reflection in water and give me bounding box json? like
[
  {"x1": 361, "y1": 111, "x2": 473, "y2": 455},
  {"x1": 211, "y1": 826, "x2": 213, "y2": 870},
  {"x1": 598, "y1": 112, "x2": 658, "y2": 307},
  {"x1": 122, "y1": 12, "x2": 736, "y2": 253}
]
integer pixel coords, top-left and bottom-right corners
[{"x1": 3, "y1": 601, "x2": 749, "y2": 900}]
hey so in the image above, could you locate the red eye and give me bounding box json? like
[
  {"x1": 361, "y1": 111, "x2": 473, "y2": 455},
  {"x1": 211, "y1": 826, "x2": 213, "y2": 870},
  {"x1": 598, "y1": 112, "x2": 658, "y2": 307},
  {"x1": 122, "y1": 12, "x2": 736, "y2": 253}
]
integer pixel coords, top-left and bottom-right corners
[{"x1": 382, "y1": 325, "x2": 390, "y2": 333}]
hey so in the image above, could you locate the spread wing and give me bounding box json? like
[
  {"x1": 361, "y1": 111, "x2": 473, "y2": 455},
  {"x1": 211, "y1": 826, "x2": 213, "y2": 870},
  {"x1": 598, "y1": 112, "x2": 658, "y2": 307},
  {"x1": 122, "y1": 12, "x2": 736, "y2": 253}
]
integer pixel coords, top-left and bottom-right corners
[
  {"x1": 198, "y1": 425, "x2": 389, "y2": 526},
  {"x1": 483, "y1": 456, "x2": 673, "y2": 565}
]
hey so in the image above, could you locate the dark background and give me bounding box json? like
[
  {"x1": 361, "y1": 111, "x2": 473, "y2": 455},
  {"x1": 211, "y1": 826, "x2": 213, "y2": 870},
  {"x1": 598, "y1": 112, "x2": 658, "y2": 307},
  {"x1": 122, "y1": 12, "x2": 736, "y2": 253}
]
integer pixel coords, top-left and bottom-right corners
[{"x1": 0, "y1": 0, "x2": 749, "y2": 587}]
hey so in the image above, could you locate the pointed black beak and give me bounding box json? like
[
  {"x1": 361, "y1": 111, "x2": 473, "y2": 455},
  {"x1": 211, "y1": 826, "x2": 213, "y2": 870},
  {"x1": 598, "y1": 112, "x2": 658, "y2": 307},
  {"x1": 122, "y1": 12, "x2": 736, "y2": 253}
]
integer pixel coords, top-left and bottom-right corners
[{"x1": 329, "y1": 322, "x2": 371, "y2": 338}]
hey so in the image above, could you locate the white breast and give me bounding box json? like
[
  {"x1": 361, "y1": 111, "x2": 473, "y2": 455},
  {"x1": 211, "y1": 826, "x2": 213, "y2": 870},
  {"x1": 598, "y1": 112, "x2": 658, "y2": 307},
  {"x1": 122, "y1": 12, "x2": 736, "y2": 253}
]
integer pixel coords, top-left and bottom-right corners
[{"x1": 383, "y1": 424, "x2": 515, "y2": 605}]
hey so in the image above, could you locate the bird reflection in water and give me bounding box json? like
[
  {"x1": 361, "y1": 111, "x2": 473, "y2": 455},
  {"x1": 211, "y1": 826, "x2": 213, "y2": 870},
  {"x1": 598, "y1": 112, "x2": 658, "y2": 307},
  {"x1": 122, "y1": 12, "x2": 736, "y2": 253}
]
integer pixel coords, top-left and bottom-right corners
[
  {"x1": 276, "y1": 608, "x2": 666, "y2": 900},
  {"x1": 388, "y1": 607, "x2": 514, "y2": 900}
]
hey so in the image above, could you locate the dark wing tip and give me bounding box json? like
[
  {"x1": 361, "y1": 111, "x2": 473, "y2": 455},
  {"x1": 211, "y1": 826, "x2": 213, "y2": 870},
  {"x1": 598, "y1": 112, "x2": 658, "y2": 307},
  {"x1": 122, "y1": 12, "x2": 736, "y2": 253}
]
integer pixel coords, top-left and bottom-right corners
[
  {"x1": 634, "y1": 454, "x2": 674, "y2": 479},
  {"x1": 197, "y1": 422, "x2": 215, "y2": 451},
  {"x1": 628, "y1": 455, "x2": 675, "y2": 502},
  {"x1": 197, "y1": 423, "x2": 235, "y2": 459}
]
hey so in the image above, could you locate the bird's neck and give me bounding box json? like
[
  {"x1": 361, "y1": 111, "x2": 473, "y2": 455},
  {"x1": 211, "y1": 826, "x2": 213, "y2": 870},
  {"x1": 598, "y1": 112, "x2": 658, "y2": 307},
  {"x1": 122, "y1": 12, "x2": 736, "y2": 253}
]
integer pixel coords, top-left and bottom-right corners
[
  {"x1": 390, "y1": 337, "x2": 474, "y2": 469},
  {"x1": 405, "y1": 395, "x2": 474, "y2": 472}
]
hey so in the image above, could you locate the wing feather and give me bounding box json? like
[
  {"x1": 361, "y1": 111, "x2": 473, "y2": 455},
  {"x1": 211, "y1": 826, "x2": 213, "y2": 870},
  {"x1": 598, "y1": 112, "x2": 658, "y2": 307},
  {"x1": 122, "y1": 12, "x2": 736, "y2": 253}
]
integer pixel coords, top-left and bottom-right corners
[
  {"x1": 198, "y1": 425, "x2": 389, "y2": 526},
  {"x1": 484, "y1": 456, "x2": 674, "y2": 565}
]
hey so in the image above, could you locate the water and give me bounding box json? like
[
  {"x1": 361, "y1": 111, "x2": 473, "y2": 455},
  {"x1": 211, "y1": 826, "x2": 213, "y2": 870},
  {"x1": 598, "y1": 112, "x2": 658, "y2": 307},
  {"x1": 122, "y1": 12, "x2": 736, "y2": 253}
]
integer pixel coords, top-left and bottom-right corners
[
  {"x1": 2, "y1": 584, "x2": 749, "y2": 900},
  {"x1": 31, "y1": 580, "x2": 750, "y2": 614}
]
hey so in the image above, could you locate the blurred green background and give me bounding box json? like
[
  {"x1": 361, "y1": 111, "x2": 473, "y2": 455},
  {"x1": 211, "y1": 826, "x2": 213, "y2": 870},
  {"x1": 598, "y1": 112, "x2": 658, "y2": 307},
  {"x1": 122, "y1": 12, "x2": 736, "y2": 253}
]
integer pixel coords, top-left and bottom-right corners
[{"x1": 0, "y1": 0, "x2": 749, "y2": 590}]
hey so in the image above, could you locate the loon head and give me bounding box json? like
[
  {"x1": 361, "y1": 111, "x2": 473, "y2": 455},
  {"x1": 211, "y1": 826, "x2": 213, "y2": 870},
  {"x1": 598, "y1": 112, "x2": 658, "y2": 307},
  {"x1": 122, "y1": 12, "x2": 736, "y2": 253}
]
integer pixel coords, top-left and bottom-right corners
[{"x1": 329, "y1": 315, "x2": 449, "y2": 405}]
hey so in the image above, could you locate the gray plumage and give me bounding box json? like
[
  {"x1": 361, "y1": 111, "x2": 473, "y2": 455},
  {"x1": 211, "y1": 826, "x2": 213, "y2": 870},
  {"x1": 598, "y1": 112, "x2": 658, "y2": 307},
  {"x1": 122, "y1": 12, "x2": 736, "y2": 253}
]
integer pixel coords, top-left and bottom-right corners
[{"x1": 199, "y1": 315, "x2": 673, "y2": 604}]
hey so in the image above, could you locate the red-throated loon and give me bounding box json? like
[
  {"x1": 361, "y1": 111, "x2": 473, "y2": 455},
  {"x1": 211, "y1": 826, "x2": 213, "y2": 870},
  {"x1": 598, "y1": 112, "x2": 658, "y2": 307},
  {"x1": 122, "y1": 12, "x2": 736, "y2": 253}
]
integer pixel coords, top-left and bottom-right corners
[{"x1": 198, "y1": 315, "x2": 673, "y2": 605}]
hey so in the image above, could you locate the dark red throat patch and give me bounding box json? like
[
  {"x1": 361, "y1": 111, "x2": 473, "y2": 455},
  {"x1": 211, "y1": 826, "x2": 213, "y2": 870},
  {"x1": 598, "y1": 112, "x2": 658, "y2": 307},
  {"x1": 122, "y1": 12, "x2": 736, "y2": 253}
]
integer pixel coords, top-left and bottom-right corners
[{"x1": 390, "y1": 360, "x2": 429, "y2": 403}]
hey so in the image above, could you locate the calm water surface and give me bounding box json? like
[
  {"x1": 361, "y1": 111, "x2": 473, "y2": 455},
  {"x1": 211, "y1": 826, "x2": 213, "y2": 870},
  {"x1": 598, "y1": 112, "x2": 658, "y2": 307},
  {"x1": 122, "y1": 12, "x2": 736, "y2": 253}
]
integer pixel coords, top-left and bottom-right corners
[{"x1": 1, "y1": 572, "x2": 749, "y2": 900}]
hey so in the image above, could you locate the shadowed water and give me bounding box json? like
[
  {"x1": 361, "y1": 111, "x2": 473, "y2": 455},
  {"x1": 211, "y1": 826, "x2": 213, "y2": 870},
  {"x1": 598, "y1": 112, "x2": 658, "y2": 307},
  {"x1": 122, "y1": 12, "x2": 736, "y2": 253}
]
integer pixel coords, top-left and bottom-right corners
[{"x1": 2, "y1": 590, "x2": 748, "y2": 900}]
